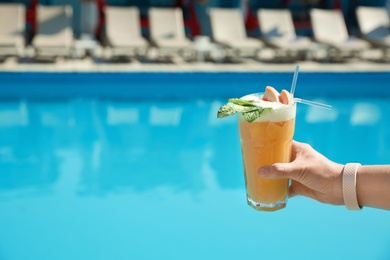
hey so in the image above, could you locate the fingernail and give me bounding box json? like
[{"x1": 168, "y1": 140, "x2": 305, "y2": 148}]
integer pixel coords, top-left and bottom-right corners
[{"x1": 258, "y1": 167, "x2": 269, "y2": 177}]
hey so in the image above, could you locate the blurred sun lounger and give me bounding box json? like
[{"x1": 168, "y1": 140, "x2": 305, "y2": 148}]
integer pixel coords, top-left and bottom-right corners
[
  {"x1": 356, "y1": 6, "x2": 390, "y2": 61},
  {"x1": 208, "y1": 8, "x2": 264, "y2": 60},
  {"x1": 104, "y1": 6, "x2": 149, "y2": 59},
  {"x1": 148, "y1": 7, "x2": 195, "y2": 61},
  {"x1": 257, "y1": 8, "x2": 313, "y2": 61},
  {"x1": 32, "y1": 5, "x2": 74, "y2": 59},
  {"x1": 0, "y1": 3, "x2": 25, "y2": 58},
  {"x1": 310, "y1": 8, "x2": 370, "y2": 61}
]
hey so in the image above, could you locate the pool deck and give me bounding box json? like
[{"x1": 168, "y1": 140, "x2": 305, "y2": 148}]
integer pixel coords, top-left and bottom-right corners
[{"x1": 1, "y1": 55, "x2": 390, "y2": 73}]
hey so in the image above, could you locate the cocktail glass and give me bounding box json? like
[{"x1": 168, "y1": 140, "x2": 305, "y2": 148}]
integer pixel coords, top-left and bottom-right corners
[{"x1": 238, "y1": 93, "x2": 296, "y2": 212}]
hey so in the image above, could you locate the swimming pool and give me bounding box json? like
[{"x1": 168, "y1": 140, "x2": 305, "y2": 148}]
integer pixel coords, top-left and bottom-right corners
[{"x1": 0, "y1": 72, "x2": 389, "y2": 260}]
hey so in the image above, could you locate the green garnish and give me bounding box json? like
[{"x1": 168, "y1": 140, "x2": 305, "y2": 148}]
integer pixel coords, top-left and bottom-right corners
[{"x1": 217, "y1": 98, "x2": 272, "y2": 123}]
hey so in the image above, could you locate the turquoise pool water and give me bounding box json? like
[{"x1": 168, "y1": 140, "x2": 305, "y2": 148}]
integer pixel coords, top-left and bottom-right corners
[{"x1": 0, "y1": 72, "x2": 389, "y2": 260}]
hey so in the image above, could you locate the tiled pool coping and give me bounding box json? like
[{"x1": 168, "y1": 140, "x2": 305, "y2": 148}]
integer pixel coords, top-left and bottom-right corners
[{"x1": 1, "y1": 56, "x2": 390, "y2": 73}]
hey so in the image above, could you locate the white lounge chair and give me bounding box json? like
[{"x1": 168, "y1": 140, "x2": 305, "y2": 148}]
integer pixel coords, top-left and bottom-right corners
[
  {"x1": 208, "y1": 8, "x2": 263, "y2": 59},
  {"x1": 32, "y1": 5, "x2": 74, "y2": 58},
  {"x1": 310, "y1": 8, "x2": 370, "y2": 60},
  {"x1": 105, "y1": 6, "x2": 149, "y2": 58},
  {"x1": 356, "y1": 6, "x2": 390, "y2": 49},
  {"x1": 148, "y1": 7, "x2": 194, "y2": 60},
  {"x1": 257, "y1": 8, "x2": 313, "y2": 60},
  {"x1": 0, "y1": 4, "x2": 25, "y2": 57}
]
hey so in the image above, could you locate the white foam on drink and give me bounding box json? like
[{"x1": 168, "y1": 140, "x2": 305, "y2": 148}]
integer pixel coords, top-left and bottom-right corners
[{"x1": 241, "y1": 93, "x2": 296, "y2": 122}]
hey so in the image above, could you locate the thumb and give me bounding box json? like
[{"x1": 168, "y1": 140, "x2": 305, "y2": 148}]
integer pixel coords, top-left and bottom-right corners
[{"x1": 258, "y1": 163, "x2": 295, "y2": 179}]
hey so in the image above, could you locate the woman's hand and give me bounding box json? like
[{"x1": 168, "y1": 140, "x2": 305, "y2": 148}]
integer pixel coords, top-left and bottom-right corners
[{"x1": 258, "y1": 141, "x2": 344, "y2": 205}]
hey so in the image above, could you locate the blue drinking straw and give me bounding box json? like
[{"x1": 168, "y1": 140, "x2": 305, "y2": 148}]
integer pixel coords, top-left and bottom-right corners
[
  {"x1": 290, "y1": 64, "x2": 332, "y2": 110},
  {"x1": 290, "y1": 65, "x2": 299, "y2": 97},
  {"x1": 294, "y1": 98, "x2": 332, "y2": 110}
]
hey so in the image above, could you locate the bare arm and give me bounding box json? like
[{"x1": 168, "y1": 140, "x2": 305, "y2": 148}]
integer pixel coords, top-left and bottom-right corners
[
  {"x1": 258, "y1": 141, "x2": 390, "y2": 210},
  {"x1": 357, "y1": 165, "x2": 390, "y2": 210}
]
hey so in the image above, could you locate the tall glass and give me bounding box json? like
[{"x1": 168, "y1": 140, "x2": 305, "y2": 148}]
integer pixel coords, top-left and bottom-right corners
[{"x1": 238, "y1": 93, "x2": 296, "y2": 212}]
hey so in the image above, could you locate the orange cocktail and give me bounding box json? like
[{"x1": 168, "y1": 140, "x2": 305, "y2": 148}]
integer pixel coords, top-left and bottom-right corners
[{"x1": 238, "y1": 93, "x2": 296, "y2": 211}]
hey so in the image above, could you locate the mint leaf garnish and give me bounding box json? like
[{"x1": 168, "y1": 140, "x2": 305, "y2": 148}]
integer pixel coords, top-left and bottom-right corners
[
  {"x1": 217, "y1": 98, "x2": 272, "y2": 123},
  {"x1": 217, "y1": 101, "x2": 258, "y2": 118},
  {"x1": 242, "y1": 108, "x2": 271, "y2": 123},
  {"x1": 228, "y1": 98, "x2": 257, "y2": 107}
]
